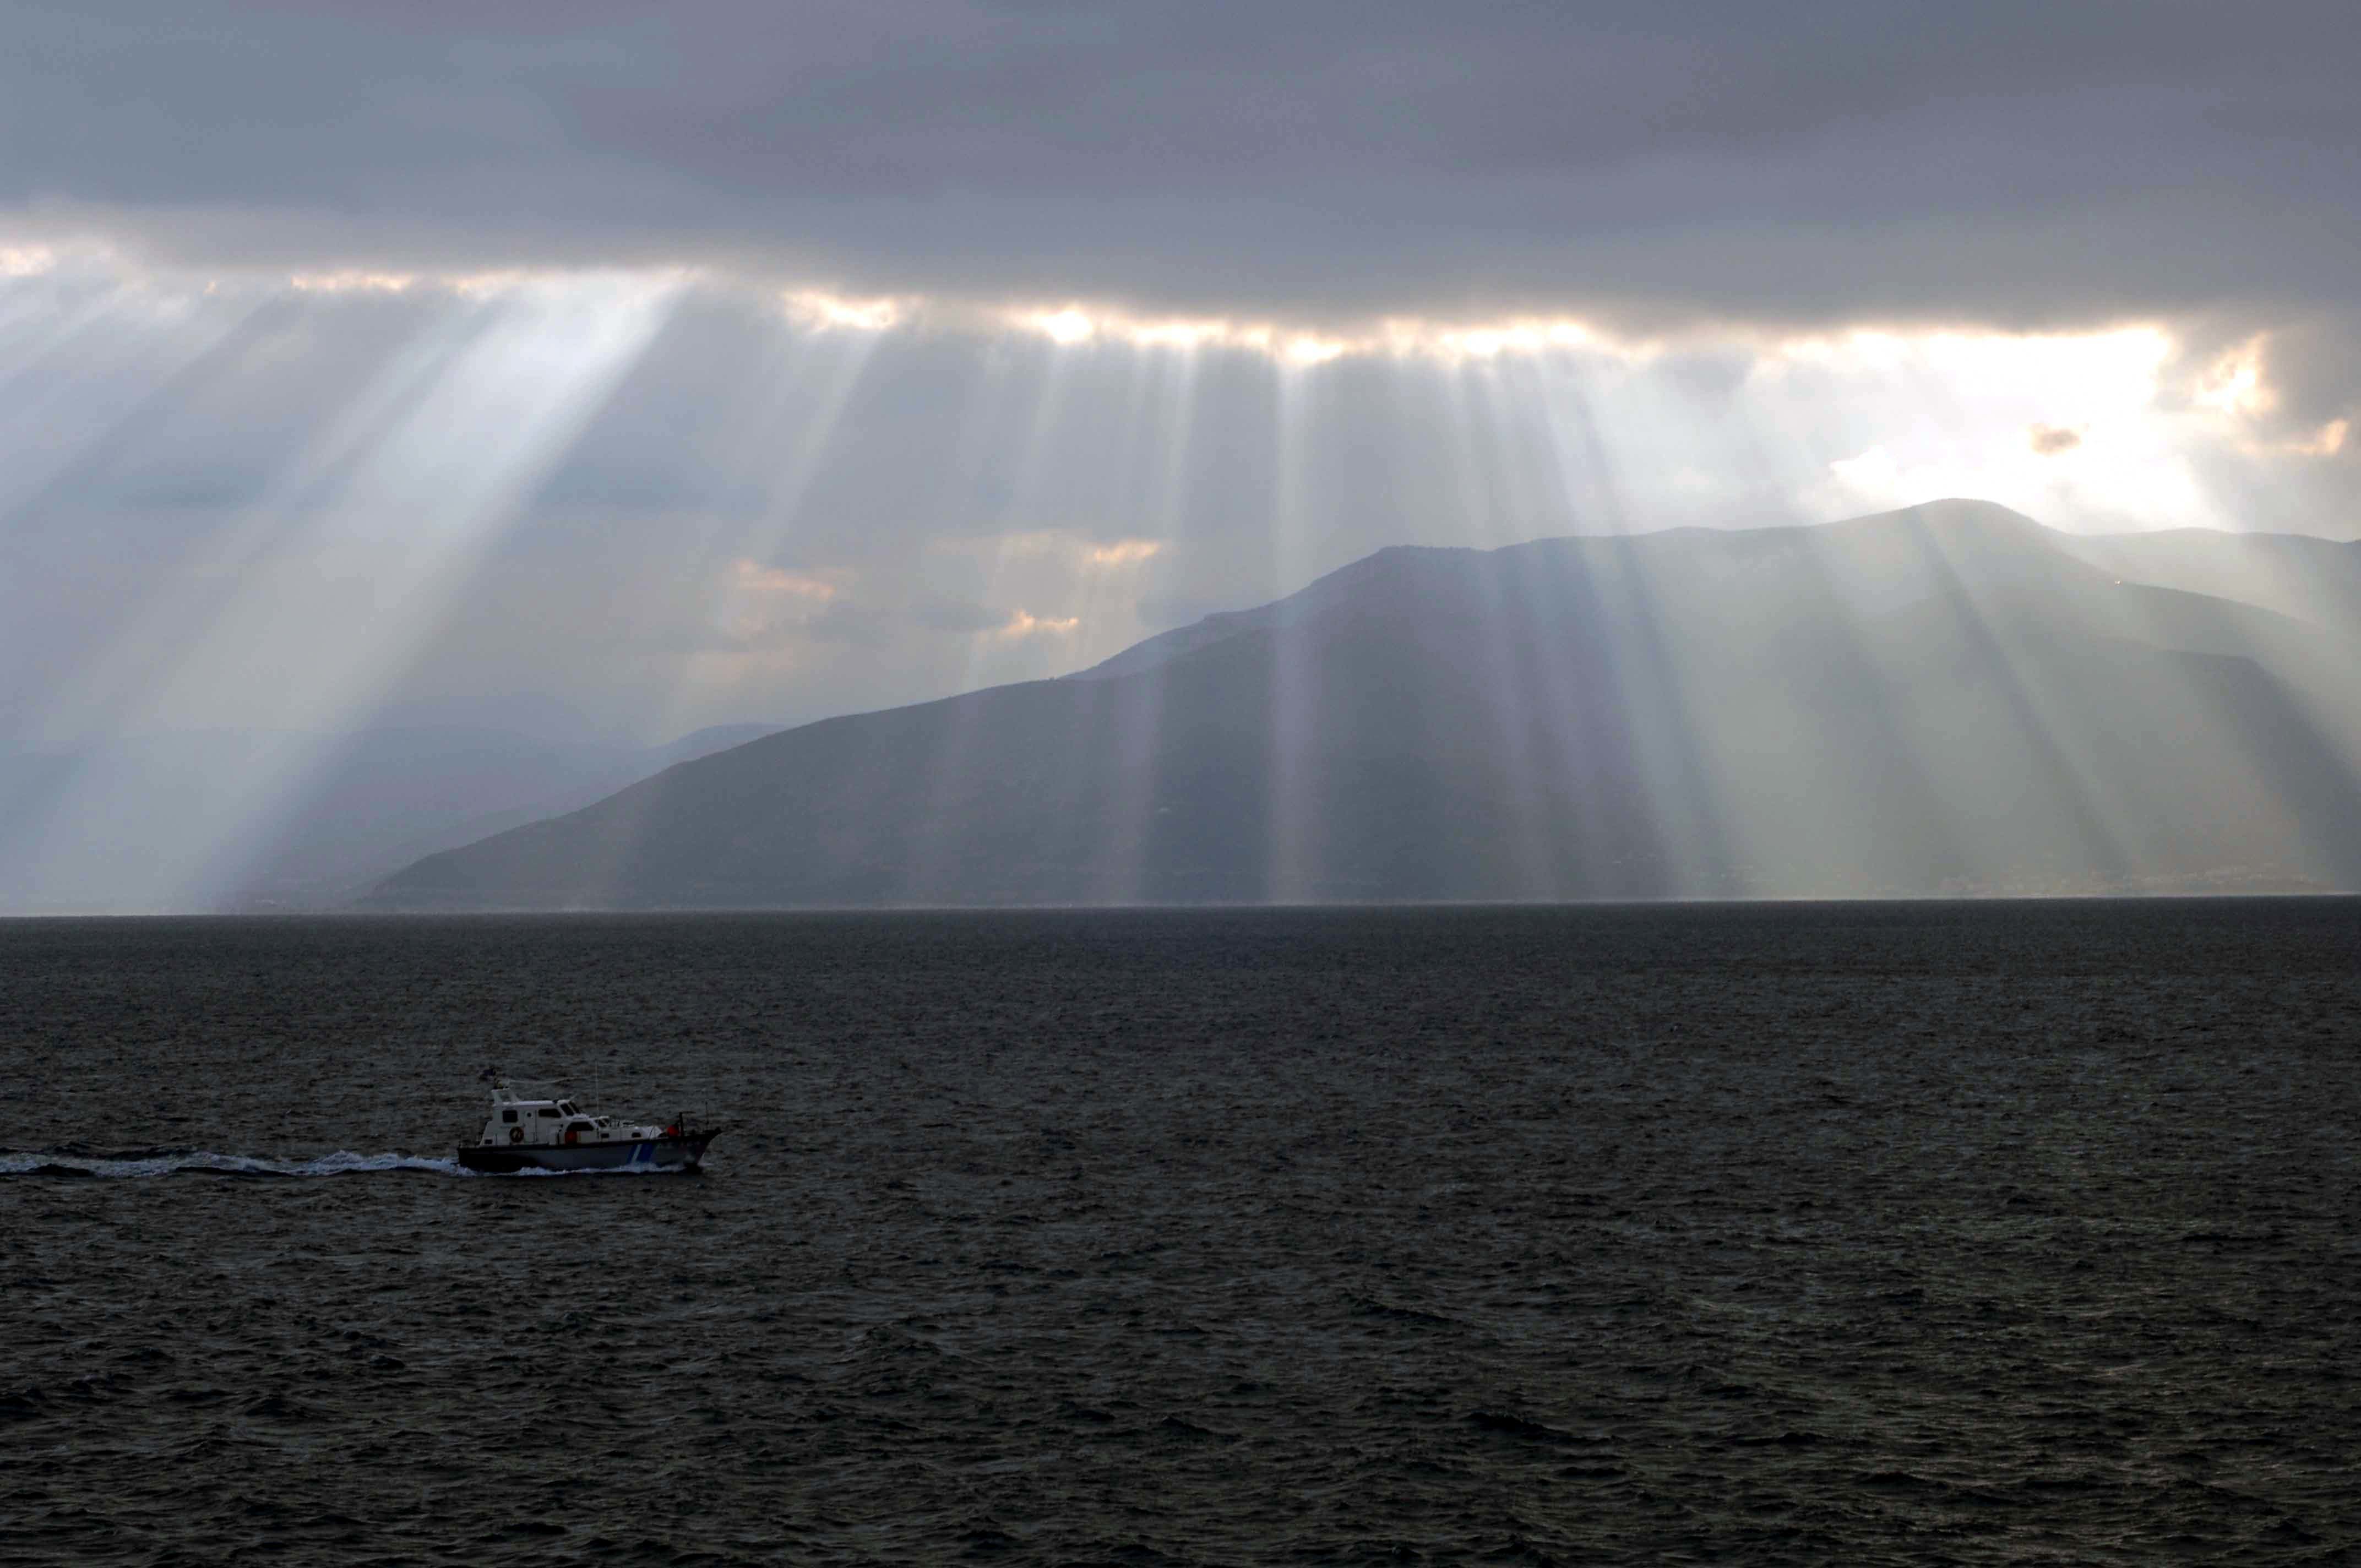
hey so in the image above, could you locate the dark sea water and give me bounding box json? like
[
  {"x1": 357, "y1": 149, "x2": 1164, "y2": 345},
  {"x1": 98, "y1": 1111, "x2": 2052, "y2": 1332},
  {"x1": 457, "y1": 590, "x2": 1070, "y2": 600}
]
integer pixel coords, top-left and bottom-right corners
[{"x1": 3, "y1": 902, "x2": 2357, "y2": 1566}]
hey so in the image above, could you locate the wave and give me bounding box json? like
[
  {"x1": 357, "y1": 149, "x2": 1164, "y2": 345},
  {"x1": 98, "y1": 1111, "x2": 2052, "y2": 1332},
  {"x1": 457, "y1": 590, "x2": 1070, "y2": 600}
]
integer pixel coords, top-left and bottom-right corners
[
  {"x1": 0, "y1": 1147, "x2": 677, "y2": 1179},
  {"x1": 0, "y1": 1147, "x2": 467, "y2": 1179}
]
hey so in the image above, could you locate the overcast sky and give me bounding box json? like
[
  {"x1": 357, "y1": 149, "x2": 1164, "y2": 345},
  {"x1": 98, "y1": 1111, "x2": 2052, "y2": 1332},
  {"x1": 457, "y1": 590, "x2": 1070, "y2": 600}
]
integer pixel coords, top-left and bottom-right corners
[{"x1": 3, "y1": 0, "x2": 2356, "y2": 755}]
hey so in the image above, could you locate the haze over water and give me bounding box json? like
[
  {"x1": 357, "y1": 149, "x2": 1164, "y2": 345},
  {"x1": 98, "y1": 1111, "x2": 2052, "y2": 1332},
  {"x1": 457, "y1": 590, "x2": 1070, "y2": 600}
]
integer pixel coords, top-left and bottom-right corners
[{"x1": 6, "y1": 901, "x2": 2356, "y2": 1564}]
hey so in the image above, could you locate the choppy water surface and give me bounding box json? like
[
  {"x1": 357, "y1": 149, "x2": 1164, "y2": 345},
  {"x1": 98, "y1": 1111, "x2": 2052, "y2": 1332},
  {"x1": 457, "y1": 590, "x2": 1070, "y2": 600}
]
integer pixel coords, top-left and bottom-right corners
[{"x1": 3, "y1": 903, "x2": 2357, "y2": 1565}]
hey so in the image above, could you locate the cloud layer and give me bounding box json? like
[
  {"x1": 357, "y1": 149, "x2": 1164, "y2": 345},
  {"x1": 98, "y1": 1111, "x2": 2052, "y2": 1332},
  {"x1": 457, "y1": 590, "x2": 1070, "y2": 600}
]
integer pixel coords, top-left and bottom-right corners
[
  {"x1": 2, "y1": 4, "x2": 2354, "y2": 777},
  {"x1": 7, "y1": 1, "x2": 2359, "y2": 329},
  {"x1": 3, "y1": 256, "x2": 2348, "y2": 765}
]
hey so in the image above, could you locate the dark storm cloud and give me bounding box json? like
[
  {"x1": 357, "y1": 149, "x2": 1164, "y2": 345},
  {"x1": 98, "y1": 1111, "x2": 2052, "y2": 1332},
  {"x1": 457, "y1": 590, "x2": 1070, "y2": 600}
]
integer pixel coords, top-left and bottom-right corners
[{"x1": 6, "y1": 0, "x2": 2358, "y2": 326}]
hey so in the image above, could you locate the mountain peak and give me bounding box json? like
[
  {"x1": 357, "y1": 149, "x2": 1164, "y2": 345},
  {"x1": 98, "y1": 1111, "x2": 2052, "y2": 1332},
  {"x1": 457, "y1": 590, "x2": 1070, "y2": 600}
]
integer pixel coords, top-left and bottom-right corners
[{"x1": 367, "y1": 508, "x2": 2361, "y2": 908}]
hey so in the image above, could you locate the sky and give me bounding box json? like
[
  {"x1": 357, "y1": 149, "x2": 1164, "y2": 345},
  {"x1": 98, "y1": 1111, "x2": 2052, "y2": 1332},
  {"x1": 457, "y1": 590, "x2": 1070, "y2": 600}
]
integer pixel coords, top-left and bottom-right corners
[{"x1": 3, "y1": 0, "x2": 2357, "y2": 755}]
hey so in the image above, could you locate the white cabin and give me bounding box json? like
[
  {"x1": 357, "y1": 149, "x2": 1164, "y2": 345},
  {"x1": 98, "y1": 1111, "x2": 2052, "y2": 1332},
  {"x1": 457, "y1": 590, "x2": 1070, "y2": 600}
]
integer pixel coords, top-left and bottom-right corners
[{"x1": 475, "y1": 1080, "x2": 671, "y2": 1150}]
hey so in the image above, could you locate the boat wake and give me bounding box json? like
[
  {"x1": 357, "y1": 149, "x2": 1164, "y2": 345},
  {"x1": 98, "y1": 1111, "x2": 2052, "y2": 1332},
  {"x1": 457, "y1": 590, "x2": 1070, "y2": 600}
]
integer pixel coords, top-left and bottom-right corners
[{"x1": 0, "y1": 1147, "x2": 684, "y2": 1179}]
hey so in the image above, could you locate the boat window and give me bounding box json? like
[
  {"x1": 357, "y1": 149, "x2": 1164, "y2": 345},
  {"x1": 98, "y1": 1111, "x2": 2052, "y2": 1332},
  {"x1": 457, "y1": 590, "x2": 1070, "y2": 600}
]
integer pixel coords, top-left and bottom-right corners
[
  {"x1": 559, "y1": 1101, "x2": 578, "y2": 1115},
  {"x1": 537, "y1": 1107, "x2": 560, "y2": 1118},
  {"x1": 501, "y1": 1109, "x2": 517, "y2": 1124}
]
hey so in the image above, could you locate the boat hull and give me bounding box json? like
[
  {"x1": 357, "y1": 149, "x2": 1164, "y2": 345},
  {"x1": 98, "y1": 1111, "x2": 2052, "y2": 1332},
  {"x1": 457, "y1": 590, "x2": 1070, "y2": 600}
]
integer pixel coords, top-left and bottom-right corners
[{"x1": 455, "y1": 1131, "x2": 716, "y2": 1174}]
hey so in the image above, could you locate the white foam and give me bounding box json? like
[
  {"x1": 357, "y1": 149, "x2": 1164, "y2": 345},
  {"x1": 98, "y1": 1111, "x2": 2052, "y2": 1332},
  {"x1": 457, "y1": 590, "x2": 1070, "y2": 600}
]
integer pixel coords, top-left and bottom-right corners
[
  {"x1": 498, "y1": 1162, "x2": 674, "y2": 1177},
  {"x1": 0, "y1": 1149, "x2": 467, "y2": 1178},
  {"x1": 0, "y1": 1148, "x2": 687, "y2": 1178}
]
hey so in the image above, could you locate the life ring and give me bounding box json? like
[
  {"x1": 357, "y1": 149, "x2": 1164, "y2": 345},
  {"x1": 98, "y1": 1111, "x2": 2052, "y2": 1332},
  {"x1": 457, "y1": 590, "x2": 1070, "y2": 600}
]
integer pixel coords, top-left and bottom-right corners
[
  {"x1": 508, "y1": 1126, "x2": 524, "y2": 1145},
  {"x1": 563, "y1": 1127, "x2": 580, "y2": 1146}
]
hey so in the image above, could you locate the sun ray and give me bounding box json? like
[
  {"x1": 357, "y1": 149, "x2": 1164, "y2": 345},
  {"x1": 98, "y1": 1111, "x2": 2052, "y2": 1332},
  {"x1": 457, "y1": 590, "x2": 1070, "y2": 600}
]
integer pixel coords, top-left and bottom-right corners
[
  {"x1": 954, "y1": 339, "x2": 1086, "y2": 696},
  {"x1": 1095, "y1": 344, "x2": 1204, "y2": 903},
  {"x1": 1521, "y1": 352, "x2": 1744, "y2": 894},
  {"x1": 30, "y1": 290, "x2": 519, "y2": 752},
  {"x1": 0, "y1": 278, "x2": 264, "y2": 526},
  {"x1": 1881, "y1": 505, "x2": 2143, "y2": 889},
  {"x1": 2035, "y1": 518, "x2": 2361, "y2": 886},
  {"x1": 14, "y1": 273, "x2": 681, "y2": 907},
  {"x1": 1420, "y1": 360, "x2": 1555, "y2": 895},
  {"x1": 891, "y1": 334, "x2": 1079, "y2": 899},
  {"x1": 637, "y1": 306, "x2": 893, "y2": 746},
  {"x1": 1262, "y1": 355, "x2": 1316, "y2": 900},
  {"x1": 8, "y1": 248, "x2": 2357, "y2": 907}
]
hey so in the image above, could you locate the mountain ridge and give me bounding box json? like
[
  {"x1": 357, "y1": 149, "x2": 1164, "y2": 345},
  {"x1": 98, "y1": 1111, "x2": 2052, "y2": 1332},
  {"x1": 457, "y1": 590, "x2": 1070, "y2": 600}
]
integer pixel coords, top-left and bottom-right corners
[{"x1": 365, "y1": 500, "x2": 2361, "y2": 908}]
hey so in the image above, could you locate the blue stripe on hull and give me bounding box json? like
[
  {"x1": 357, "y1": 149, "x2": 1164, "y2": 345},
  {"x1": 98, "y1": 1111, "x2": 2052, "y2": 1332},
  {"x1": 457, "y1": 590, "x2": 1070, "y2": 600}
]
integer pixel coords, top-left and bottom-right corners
[{"x1": 454, "y1": 1133, "x2": 715, "y2": 1174}]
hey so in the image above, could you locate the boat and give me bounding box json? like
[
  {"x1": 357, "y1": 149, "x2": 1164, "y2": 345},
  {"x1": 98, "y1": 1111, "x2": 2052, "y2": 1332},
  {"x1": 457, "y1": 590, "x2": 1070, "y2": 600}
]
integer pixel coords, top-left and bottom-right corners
[{"x1": 455, "y1": 1075, "x2": 719, "y2": 1173}]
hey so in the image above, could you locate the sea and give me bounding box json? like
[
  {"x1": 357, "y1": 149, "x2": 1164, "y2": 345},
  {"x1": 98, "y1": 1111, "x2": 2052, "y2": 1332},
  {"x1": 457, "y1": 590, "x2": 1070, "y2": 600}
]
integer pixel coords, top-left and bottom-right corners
[{"x1": 3, "y1": 901, "x2": 2356, "y2": 1566}]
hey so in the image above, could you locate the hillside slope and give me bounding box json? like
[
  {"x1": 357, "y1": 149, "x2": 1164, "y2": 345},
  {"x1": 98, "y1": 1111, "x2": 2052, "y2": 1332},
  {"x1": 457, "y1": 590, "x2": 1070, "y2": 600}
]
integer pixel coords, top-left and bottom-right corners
[{"x1": 367, "y1": 501, "x2": 2361, "y2": 906}]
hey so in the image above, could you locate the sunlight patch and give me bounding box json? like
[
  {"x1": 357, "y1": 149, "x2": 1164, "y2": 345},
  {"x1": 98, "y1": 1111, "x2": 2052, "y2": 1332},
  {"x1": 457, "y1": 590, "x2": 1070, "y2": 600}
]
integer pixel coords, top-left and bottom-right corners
[
  {"x1": 947, "y1": 531, "x2": 1165, "y2": 570},
  {"x1": 995, "y1": 609, "x2": 1081, "y2": 639},
  {"x1": 0, "y1": 243, "x2": 58, "y2": 277},
  {"x1": 2194, "y1": 335, "x2": 2274, "y2": 419},
  {"x1": 713, "y1": 560, "x2": 846, "y2": 646},
  {"x1": 783, "y1": 288, "x2": 905, "y2": 332},
  {"x1": 1084, "y1": 538, "x2": 1164, "y2": 568},
  {"x1": 288, "y1": 269, "x2": 418, "y2": 295},
  {"x1": 1022, "y1": 307, "x2": 1098, "y2": 346},
  {"x1": 2294, "y1": 417, "x2": 2350, "y2": 457},
  {"x1": 727, "y1": 559, "x2": 842, "y2": 601}
]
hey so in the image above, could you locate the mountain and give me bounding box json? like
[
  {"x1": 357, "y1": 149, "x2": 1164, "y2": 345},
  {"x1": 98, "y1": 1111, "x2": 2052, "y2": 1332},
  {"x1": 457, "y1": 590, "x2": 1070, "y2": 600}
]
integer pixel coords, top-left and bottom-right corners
[
  {"x1": 365, "y1": 500, "x2": 2361, "y2": 907},
  {"x1": 0, "y1": 721, "x2": 780, "y2": 913},
  {"x1": 223, "y1": 721, "x2": 785, "y2": 908},
  {"x1": 2050, "y1": 529, "x2": 2361, "y2": 633}
]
